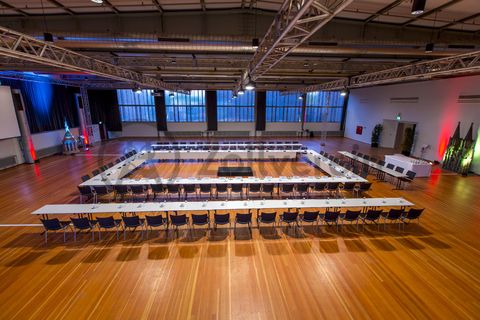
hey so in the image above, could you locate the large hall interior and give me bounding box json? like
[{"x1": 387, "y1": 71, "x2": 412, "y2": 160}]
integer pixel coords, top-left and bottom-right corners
[{"x1": 0, "y1": 0, "x2": 479, "y2": 319}]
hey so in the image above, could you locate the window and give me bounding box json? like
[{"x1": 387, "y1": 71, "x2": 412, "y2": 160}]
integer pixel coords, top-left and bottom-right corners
[
  {"x1": 305, "y1": 91, "x2": 344, "y2": 123},
  {"x1": 117, "y1": 89, "x2": 156, "y2": 122},
  {"x1": 165, "y1": 90, "x2": 205, "y2": 122},
  {"x1": 266, "y1": 91, "x2": 302, "y2": 122},
  {"x1": 217, "y1": 90, "x2": 255, "y2": 122}
]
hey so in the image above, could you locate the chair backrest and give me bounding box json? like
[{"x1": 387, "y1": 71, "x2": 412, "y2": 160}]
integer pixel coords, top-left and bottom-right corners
[
  {"x1": 236, "y1": 212, "x2": 252, "y2": 223},
  {"x1": 342, "y1": 182, "x2": 356, "y2": 190},
  {"x1": 249, "y1": 183, "x2": 262, "y2": 192},
  {"x1": 71, "y1": 217, "x2": 92, "y2": 230},
  {"x1": 282, "y1": 211, "x2": 298, "y2": 222},
  {"x1": 262, "y1": 184, "x2": 274, "y2": 192},
  {"x1": 183, "y1": 184, "x2": 196, "y2": 193},
  {"x1": 405, "y1": 208, "x2": 424, "y2": 219},
  {"x1": 296, "y1": 183, "x2": 309, "y2": 192},
  {"x1": 364, "y1": 210, "x2": 382, "y2": 220},
  {"x1": 360, "y1": 182, "x2": 372, "y2": 191},
  {"x1": 120, "y1": 156, "x2": 126, "y2": 161},
  {"x1": 93, "y1": 186, "x2": 109, "y2": 195},
  {"x1": 97, "y1": 216, "x2": 116, "y2": 229},
  {"x1": 191, "y1": 213, "x2": 209, "y2": 225},
  {"x1": 260, "y1": 212, "x2": 276, "y2": 222},
  {"x1": 320, "y1": 150, "x2": 325, "y2": 155},
  {"x1": 231, "y1": 184, "x2": 243, "y2": 192},
  {"x1": 92, "y1": 169, "x2": 101, "y2": 176},
  {"x1": 115, "y1": 159, "x2": 121, "y2": 164},
  {"x1": 327, "y1": 182, "x2": 340, "y2": 190},
  {"x1": 145, "y1": 214, "x2": 165, "y2": 226},
  {"x1": 81, "y1": 174, "x2": 91, "y2": 182},
  {"x1": 281, "y1": 184, "x2": 294, "y2": 192},
  {"x1": 363, "y1": 155, "x2": 370, "y2": 160},
  {"x1": 150, "y1": 184, "x2": 164, "y2": 192},
  {"x1": 344, "y1": 210, "x2": 361, "y2": 220},
  {"x1": 314, "y1": 183, "x2": 327, "y2": 191},
  {"x1": 377, "y1": 160, "x2": 386, "y2": 166},
  {"x1": 370, "y1": 157, "x2": 377, "y2": 163},
  {"x1": 170, "y1": 214, "x2": 188, "y2": 226},
  {"x1": 351, "y1": 150, "x2": 357, "y2": 155},
  {"x1": 130, "y1": 185, "x2": 145, "y2": 194},
  {"x1": 114, "y1": 185, "x2": 130, "y2": 193},
  {"x1": 302, "y1": 211, "x2": 319, "y2": 222},
  {"x1": 107, "y1": 162, "x2": 114, "y2": 168},
  {"x1": 387, "y1": 208, "x2": 404, "y2": 219},
  {"x1": 357, "y1": 152, "x2": 363, "y2": 157},
  {"x1": 324, "y1": 210, "x2": 339, "y2": 222},
  {"x1": 41, "y1": 218, "x2": 63, "y2": 231},
  {"x1": 200, "y1": 184, "x2": 212, "y2": 192},
  {"x1": 216, "y1": 184, "x2": 228, "y2": 192},
  {"x1": 328, "y1": 155, "x2": 334, "y2": 161},
  {"x1": 406, "y1": 170, "x2": 416, "y2": 179},
  {"x1": 386, "y1": 163, "x2": 395, "y2": 170},
  {"x1": 78, "y1": 185, "x2": 92, "y2": 195},
  {"x1": 166, "y1": 184, "x2": 180, "y2": 192},
  {"x1": 395, "y1": 167, "x2": 405, "y2": 174},
  {"x1": 214, "y1": 213, "x2": 230, "y2": 224}
]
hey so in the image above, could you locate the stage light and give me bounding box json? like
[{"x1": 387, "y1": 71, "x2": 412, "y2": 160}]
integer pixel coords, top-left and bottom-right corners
[
  {"x1": 298, "y1": 95, "x2": 303, "y2": 100},
  {"x1": 133, "y1": 87, "x2": 142, "y2": 94},
  {"x1": 91, "y1": 0, "x2": 103, "y2": 3},
  {"x1": 252, "y1": 38, "x2": 259, "y2": 49},
  {"x1": 245, "y1": 82, "x2": 255, "y2": 90},
  {"x1": 411, "y1": 0, "x2": 426, "y2": 15},
  {"x1": 238, "y1": 90, "x2": 245, "y2": 95},
  {"x1": 340, "y1": 90, "x2": 347, "y2": 96},
  {"x1": 169, "y1": 92, "x2": 175, "y2": 97},
  {"x1": 425, "y1": 43, "x2": 434, "y2": 53}
]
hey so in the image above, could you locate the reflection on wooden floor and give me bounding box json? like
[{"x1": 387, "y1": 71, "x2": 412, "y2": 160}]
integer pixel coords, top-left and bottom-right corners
[{"x1": 0, "y1": 137, "x2": 479, "y2": 319}]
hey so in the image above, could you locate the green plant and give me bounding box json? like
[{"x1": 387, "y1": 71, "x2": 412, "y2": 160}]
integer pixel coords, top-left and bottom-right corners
[
  {"x1": 402, "y1": 127, "x2": 415, "y2": 155},
  {"x1": 371, "y1": 124, "x2": 383, "y2": 147}
]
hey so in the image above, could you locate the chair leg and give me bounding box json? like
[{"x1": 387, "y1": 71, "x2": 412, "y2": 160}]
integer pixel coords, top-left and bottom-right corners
[
  {"x1": 45, "y1": 230, "x2": 48, "y2": 244},
  {"x1": 63, "y1": 230, "x2": 66, "y2": 243},
  {"x1": 74, "y1": 229, "x2": 77, "y2": 242}
]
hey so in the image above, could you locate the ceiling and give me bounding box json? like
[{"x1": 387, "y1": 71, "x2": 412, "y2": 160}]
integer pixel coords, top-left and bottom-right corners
[{"x1": 0, "y1": 0, "x2": 479, "y2": 90}]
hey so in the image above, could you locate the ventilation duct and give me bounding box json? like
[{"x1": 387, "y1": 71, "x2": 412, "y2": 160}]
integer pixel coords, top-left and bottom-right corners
[
  {"x1": 389, "y1": 97, "x2": 419, "y2": 103},
  {"x1": 458, "y1": 94, "x2": 480, "y2": 103}
]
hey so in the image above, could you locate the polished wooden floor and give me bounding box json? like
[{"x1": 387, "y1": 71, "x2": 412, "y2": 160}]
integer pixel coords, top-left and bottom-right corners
[{"x1": 0, "y1": 137, "x2": 479, "y2": 319}]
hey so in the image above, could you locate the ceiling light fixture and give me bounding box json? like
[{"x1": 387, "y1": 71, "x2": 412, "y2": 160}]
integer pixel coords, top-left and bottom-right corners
[
  {"x1": 133, "y1": 87, "x2": 142, "y2": 94},
  {"x1": 169, "y1": 92, "x2": 175, "y2": 97},
  {"x1": 425, "y1": 43, "x2": 434, "y2": 53},
  {"x1": 91, "y1": 0, "x2": 104, "y2": 3},
  {"x1": 238, "y1": 90, "x2": 245, "y2": 95},
  {"x1": 252, "y1": 38, "x2": 259, "y2": 49},
  {"x1": 340, "y1": 89, "x2": 348, "y2": 96},
  {"x1": 411, "y1": 0, "x2": 426, "y2": 15},
  {"x1": 245, "y1": 81, "x2": 255, "y2": 91},
  {"x1": 298, "y1": 95, "x2": 303, "y2": 100}
]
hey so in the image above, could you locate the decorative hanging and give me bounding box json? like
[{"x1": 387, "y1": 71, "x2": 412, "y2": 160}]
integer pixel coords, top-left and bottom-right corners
[{"x1": 442, "y1": 122, "x2": 476, "y2": 176}]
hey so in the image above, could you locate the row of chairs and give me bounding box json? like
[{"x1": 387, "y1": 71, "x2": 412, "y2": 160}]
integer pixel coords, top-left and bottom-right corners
[
  {"x1": 155, "y1": 141, "x2": 299, "y2": 145},
  {"x1": 40, "y1": 208, "x2": 424, "y2": 243},
  {"x1": 152, "y1": 145, "x2": 305, "y2": 151},
  {"x1": 78, "y1": 181, "x2": 373, "y2": 203},
  {"x1": 350, "y1": 150, "x2": 416, "y2": 188},
  {"x1": 81, "y1": 149, "x2": 138, "y2": 182}
]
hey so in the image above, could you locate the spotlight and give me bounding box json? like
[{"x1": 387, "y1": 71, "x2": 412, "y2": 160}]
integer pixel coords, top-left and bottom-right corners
[
  {"x1": 238, "y1": 90, "x2": 245, "y2": 95},
  {"x1": 411, "y1": 0, "x2": 426, "y2": 15},
  {"x1": 340, "y1": 90, "x2": 347, "y2": 97},
  {"x1": 171, "y1": 59, "x2": 176, "y2": 64},
  {"x1": 43, "y1": 32, "x2": 54, "y2": 42},
  {"x1": 91, "y1": 0, "x2": 103, "y2": 3},
  {"x1": 169, "y1": 92, "x2": 175, "y2": 97},
  {"x1": 298, "y1": 95, "x2": 303, "y2": 100},
  {"x1": 252, "y1": 38, "x2": 259, "y2": 49},
  {"x1": 133, "y1": 87, "x2": 142, "y2": 94},
  {"x1": 232, "y1": 94, "x2": 237, "y2": 99},
  {"x1": 245, "y1": 82, "x2": 255, "y2": 91},
  {"x1": 425, "y1": 43, "x2": 434, "y2": 53}
]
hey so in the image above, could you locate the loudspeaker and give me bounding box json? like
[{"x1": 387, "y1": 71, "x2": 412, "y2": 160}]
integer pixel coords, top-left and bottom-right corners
[{"x1": 43, "y1": 32, "x2": 54, "y2": 42}]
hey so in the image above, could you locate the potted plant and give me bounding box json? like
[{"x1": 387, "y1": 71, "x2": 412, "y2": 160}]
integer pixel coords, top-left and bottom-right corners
[
  {"x1": 371, "y1": 124, "x2": 383, "y2": 147},
  {"x1": 401, "y1": 127, "x2": 414, "y2": 156}
]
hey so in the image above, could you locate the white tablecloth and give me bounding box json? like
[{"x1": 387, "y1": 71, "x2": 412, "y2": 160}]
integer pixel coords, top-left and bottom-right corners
[{"x1": 384, "y1": 154, "x2": 432, "y2": 177}]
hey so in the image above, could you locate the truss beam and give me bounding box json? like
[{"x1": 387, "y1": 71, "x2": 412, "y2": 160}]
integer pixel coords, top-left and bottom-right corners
[
  {"x1": 301, "y1": 78, "x2": 349, "y2": 92},
  {"x1": 0, "y1": 26, "x2": 187, "y2": 93},
  {"x1": 303, "y1": 50, "x2": 480, "y2": 91},
  {"x1": 236, "y1": 0, "x2": 353, "y2": 91}
]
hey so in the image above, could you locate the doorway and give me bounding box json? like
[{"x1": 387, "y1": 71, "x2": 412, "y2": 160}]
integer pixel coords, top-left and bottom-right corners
[{"x1": 394, "y1": 122, "x2": 416, "y2": 154}]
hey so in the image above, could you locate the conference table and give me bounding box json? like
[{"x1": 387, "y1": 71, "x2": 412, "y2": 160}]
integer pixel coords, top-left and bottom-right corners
[
  {"x1": 338, "y1": 151, "x2": 407, "y2": 188},
  {"x1": 384, "y1": 154, "x2": 432, "y2": 177},
  {"x1": 33, "y1": 198, "x2": 414, "y2": 219}
]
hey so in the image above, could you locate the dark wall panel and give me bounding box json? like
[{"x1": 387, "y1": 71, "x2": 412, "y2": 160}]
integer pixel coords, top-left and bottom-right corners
[
  {"x1": 256, "y1": 91, "x2": 266, "y2": 131},
  {"x1": 206, "y1": 90, "x2": 217, "y2": 131},
  {"x1": 88, "y1": 89, "x2": 122, "y2": 132}
]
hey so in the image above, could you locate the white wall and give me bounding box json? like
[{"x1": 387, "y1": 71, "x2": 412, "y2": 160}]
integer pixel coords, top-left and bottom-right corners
[
  {"x1": 31, "y1": 127, "x2": 79, "y2": 151},
  {"x1": 167, "y1": 122, "x2": 207, "y2": 132},
  {"x1": 345, "y1": 75, "x2": 480, "y2": 162},
  {"x1": 0, "y1": 86, "x2": 21, "y2": 140},
  {"x1": 122, "y1": 122, "x2": 158, "y2": 137},
  {"x1": 218, "y1": 122, "x2": 255, "y2": 134}
]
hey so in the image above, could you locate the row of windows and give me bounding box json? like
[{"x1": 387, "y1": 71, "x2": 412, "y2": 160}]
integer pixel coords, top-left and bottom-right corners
[{"x1": 117, "y1": 90, "x2": 345, "y2": 123}]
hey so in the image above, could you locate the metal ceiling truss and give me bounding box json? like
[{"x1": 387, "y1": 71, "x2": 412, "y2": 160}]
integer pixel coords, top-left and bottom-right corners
[
  {"x1": 303, "y1": 50, "x2": 480, "y2": 91},
  {"x1": 0, "y1": 26, "x2": 188, "y2": 93},
  {"x1": 236, "y1": 0, "x2": 353, "y2": 91}
]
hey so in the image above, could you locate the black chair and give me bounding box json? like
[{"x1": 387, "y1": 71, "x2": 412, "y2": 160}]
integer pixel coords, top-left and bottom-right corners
[
  {"x1": 100, "y1": 165, "x2": 108, "y2": 172},
  {"x1": 320, "y1": 150, "x2": 325, "y2": 155},
  {"x1": 377, "y1": 160, "x2": 386, "y2": 166},
  {"x1": 107, "y1": 162, "x2": 114, "y2": 168},
  {"x1": 191, "y1": 213, "x2": 210, "y2": 232},
  {"x1": 354, "y1": 182, "x2": 372, "y2": 197},
  {"x1": 326, "y1": 182, "x2": 340, "y2": 197},
  {"x1": 361, "y1": 210, "x2": 383, "y2": 231},
  {"x1": 114, "y1": 185, "x2": 130, "y2": 201},
  {"x1": 81, "y1": 174, "x2": 91, "y2": 182},
  {"x1": 92, "y1": 186, "x2": 113, "y2": 203},
  {"x1": 395, "y1": 167, "x2": 405, "y2": 174},
  {"x1": 234, "y1": 212, "x2": 252, "y2": 237},
  {"x1": 321, "y1": 210, "x2": 339, "y2": 232},
  {"x1": 215, "y1": 184, "x2": 229, "y2": 199},
  {"x1": 351, "y1": 150, "x2": 357, "y2": 155},
  {"x1": 183, "y1": 184, "x2": 197, "y2": 199},
  {"x1": 166, "y1": 184, "x2": 181, "y2": 199},
  {"x1": 230, "y1": 183, "x2": 244, "y2": 199},
  {"x1": 357, "y1": 152, "x2": 363, "y2": 158},
  {"x1": 279, "y1": 211, "x2": 299, "y2": 234},
  {"x1": 296, "y1": 184, "x2": 310, "y2": 198},
  {"x1": 247, "y1": 183, "x2": 262, "y2": 199},
  {"x1": 279, "y1": 184, "x2": 295, "y2": 198},
  {"x1": 78, "y1": 185, "x2": 93, "y2": 203},
  {"x1": 339, "y1": 182, "x2": 356, "y2": 195},
  {"x1": 170, "y1": 214, "x2": 189, "y2": 237},
  {"x1": 150, "y1": 184, "x2": 165, "y2": 200},
  {"x1": 198, "y1": 184, "x2": 213, "y2": 199},
  {"x1": 122, "y1": 215, "x2": 146, "y2": 240},
  {"x1": 115, "y1": 159, "x2": 121, "y2": 164},
  {"x1": 299, "y1": 211, "x2": 319, "y2": 231},
  {"x1": 339, "y1": 210, "x2": 361, "y2": 232},
  {"x1": 130, "y1": 185, "x2": 147, "y2": 201},
  {"x1": 261, "y1": 184, "x2": 275, "y2": 198},
  {"x1": 363, "y1": 155, "x2": 370, "y2": 161},
  {"x1": 213, "y1": 212, "x2": 231, "y2": 232},
  {"x1": 120, "y1": 156, "x2": 126, "y2": 161},
  {"x1": 370, "y1": 157, "x2": 377, "y2": 163},
  {"x1": 96, "y1": 216, "x2": 122, "y2": 240},
  {"x1": 71, "y1": 217, "x2": 97, "y2": 241},
  {"x1": 40, "y1": 218, "x2": 71, "y2": 244},
  {"x1": 382, "y1": 209, "x2": 404, "y2": 230},
  {"x1": 313, "y1": 183, "x2": 327, "y2": 196},
  {"x1": 145, "y1": 214, "x2": 168, "y2": 238},
  {"x1": 386, "y1": 163, "x2": 395, "y2": 170},
  {"x1": 92, "y1": 169, "x2": 101, "y2": 176},
  {"x1": 257, "y1": 211, "x2": 277, "y2": 231},
  {"x1": 401, "y1": 208, "x2": 424, "y2": 229},
  {"x1": 398, "y1": 170, "x2": 416, "y2": 189}
]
